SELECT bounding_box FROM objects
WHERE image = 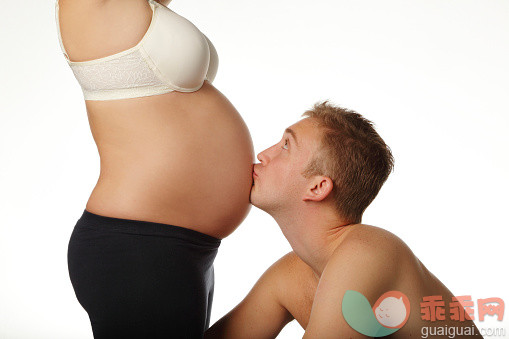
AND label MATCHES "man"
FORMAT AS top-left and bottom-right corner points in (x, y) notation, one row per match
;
(205, 101), (482, 338)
